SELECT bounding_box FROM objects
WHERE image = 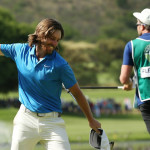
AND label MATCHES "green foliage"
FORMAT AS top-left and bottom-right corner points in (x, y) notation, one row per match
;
(0, 7), (16, 43)
(0, 57), (18, 92)
(0, 7), (34, 92)
(109, 60), (122, 83)
(0, 7), (14, 21)
(116, 0), (129, 9)
(98, 16), (137, 42)
(61, 41), (98, 85)
(15, 23), (34, 42)
(96, 38), (125, 66)
(0, 0), (148, 90)
(0, 7), (34, 43)
(96, 38), (126, 83)
(0, 0), (149, 41)
(62, 23), (81, 41)
(73, 63), (98, 85)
